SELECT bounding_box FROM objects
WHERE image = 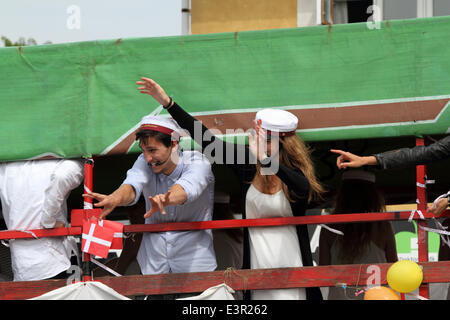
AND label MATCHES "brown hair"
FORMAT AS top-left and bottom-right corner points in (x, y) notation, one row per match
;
(331, 179), (390, 263)
(135, 129), (173, 148)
